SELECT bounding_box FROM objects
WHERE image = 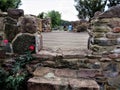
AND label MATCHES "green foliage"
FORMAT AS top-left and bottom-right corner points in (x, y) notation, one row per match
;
(61, 20), (71, 26)
(46, 10), (61, 28)
(74, 0), (120, 20)
(0, 52), (34, 90)
(12, 52), (34, 74)
(74, 0), (107, 19)
(107, 0), (120, 7)
(37, 12), (45, 19)
(0, 0), (21, 12)
(5, 74), (26, 90)
(0, 68), (9, 89)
